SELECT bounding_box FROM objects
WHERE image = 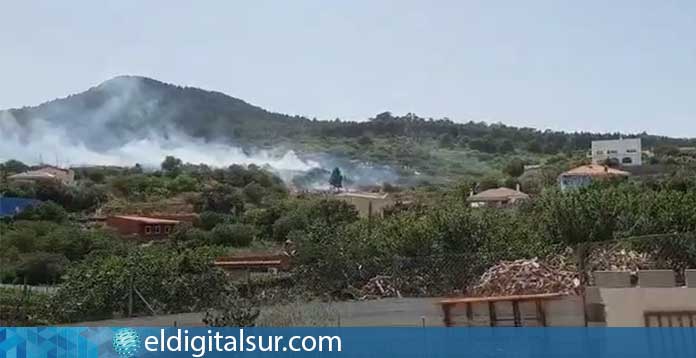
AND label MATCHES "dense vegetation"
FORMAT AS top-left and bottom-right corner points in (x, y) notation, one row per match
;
(4, 151), (696, 325)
